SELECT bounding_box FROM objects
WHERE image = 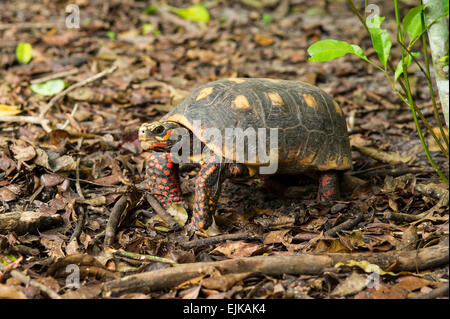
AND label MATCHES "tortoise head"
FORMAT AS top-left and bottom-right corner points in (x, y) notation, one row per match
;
(139, 121), (183, 151)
